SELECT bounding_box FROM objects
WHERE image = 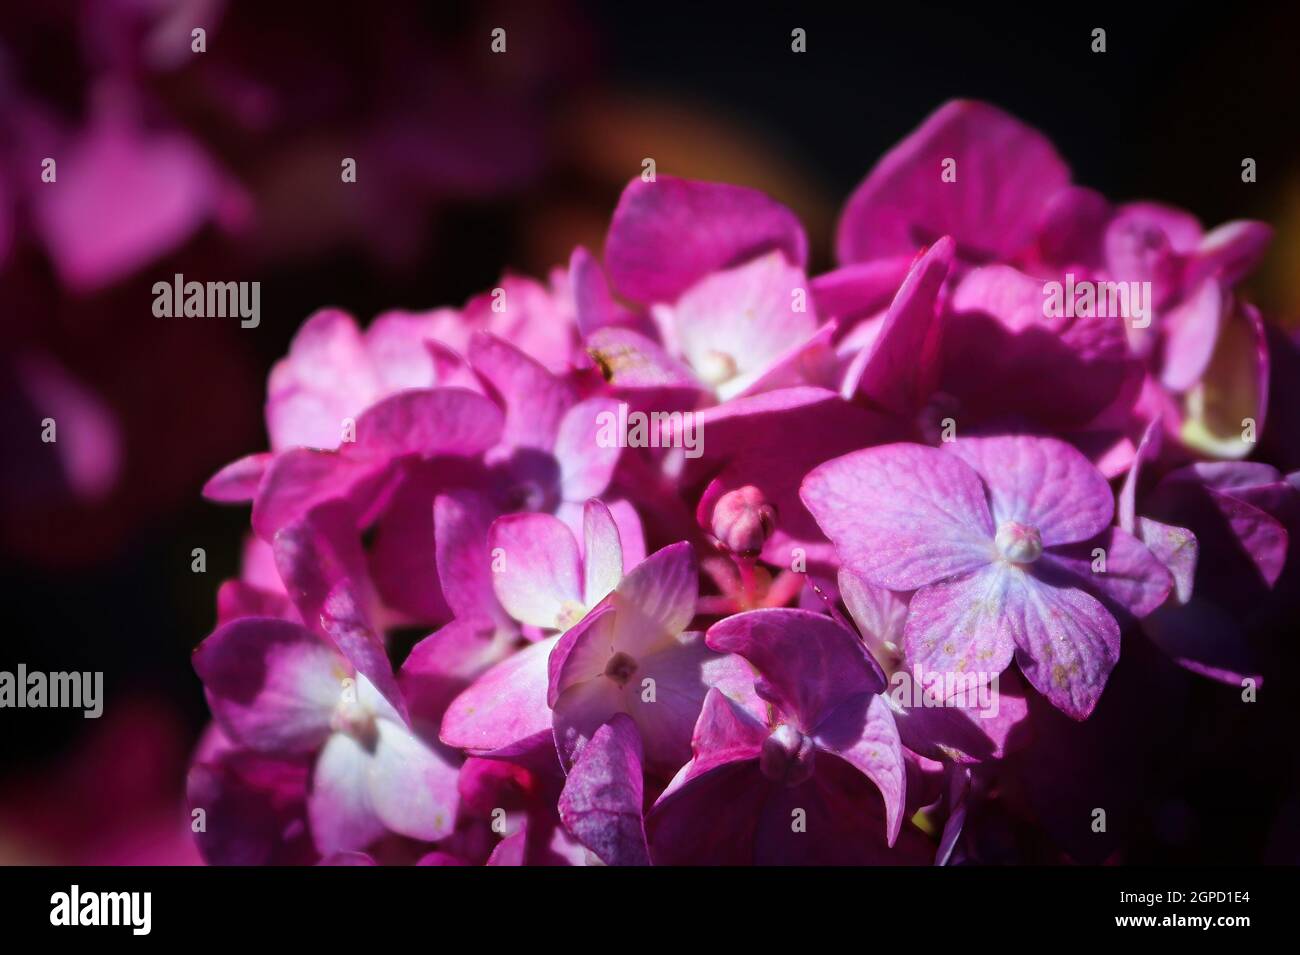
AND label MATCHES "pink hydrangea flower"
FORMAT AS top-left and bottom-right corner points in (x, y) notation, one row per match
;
(803, 435), (1172, 718)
